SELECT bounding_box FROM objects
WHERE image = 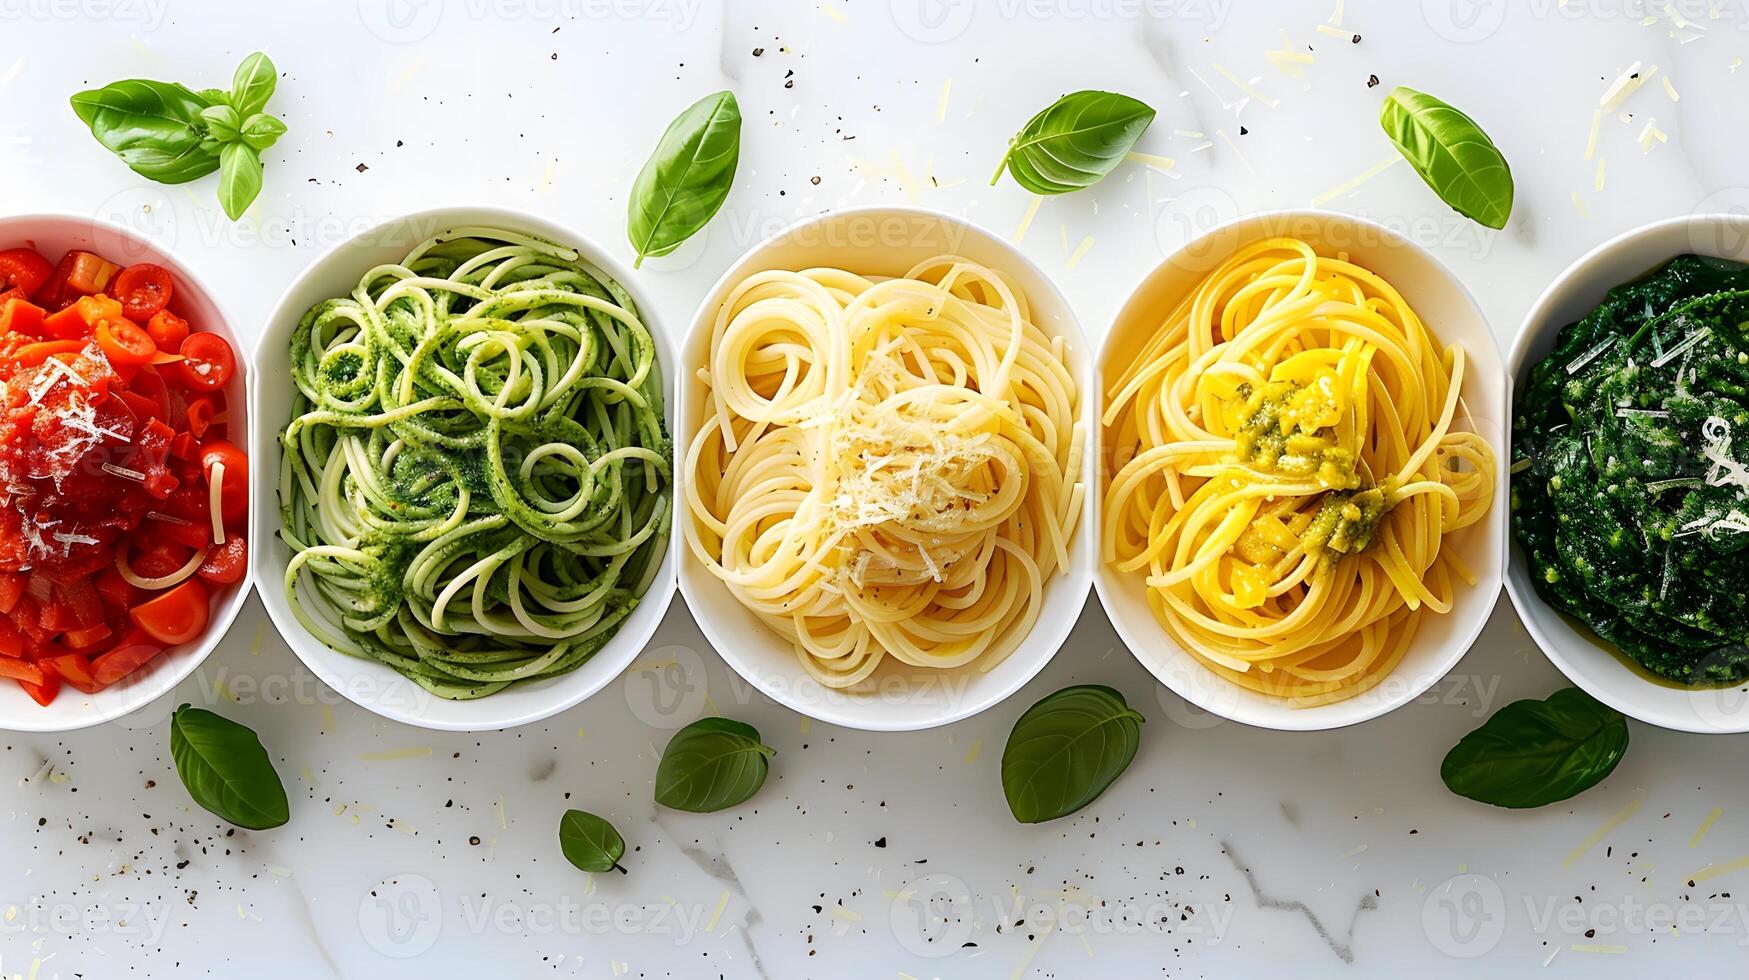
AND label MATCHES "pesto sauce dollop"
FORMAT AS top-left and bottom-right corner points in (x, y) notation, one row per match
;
(1513, 255), (1749, 684)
